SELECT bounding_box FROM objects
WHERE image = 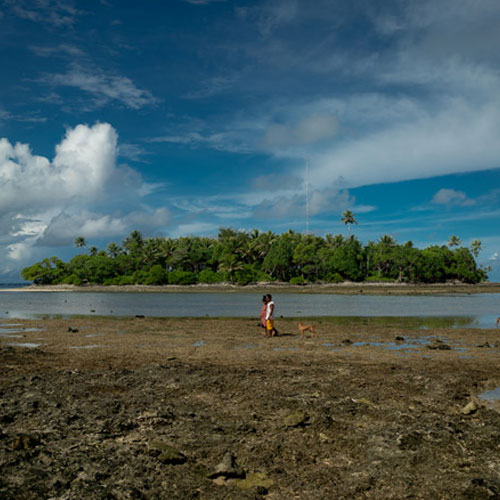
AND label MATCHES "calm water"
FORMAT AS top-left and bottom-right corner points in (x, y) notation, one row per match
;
(0, 290), (499, 328)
